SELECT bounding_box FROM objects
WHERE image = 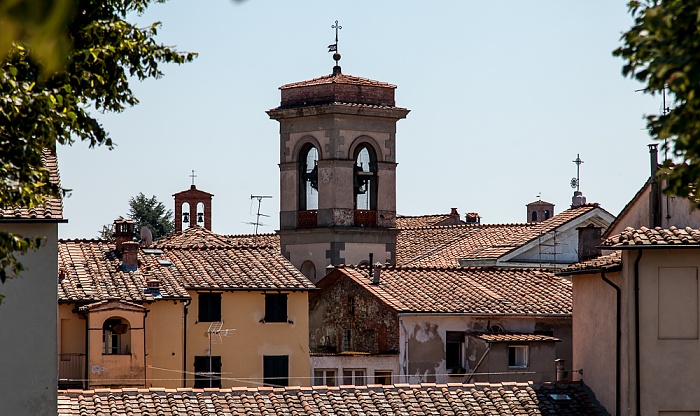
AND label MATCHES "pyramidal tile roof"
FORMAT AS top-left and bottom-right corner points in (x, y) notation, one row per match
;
(280, 73), (396, 89)
(57, 382), (603, 416)
(396, 213), (463, 229)
(325, 265), (571, 315)
(0, 149), (64, 220)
